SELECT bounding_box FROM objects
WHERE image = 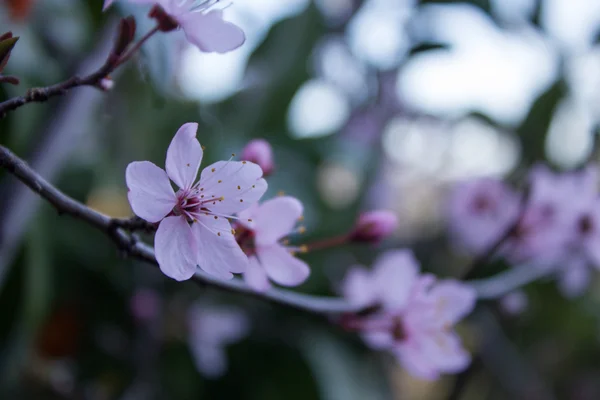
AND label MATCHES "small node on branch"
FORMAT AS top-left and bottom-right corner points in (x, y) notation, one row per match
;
(25, 87), (50, 102)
